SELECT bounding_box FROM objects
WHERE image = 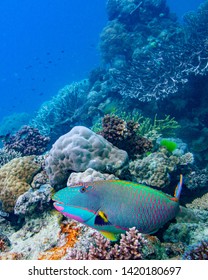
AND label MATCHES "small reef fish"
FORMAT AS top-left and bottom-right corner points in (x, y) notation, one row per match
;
(53, 175), (183, 241)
